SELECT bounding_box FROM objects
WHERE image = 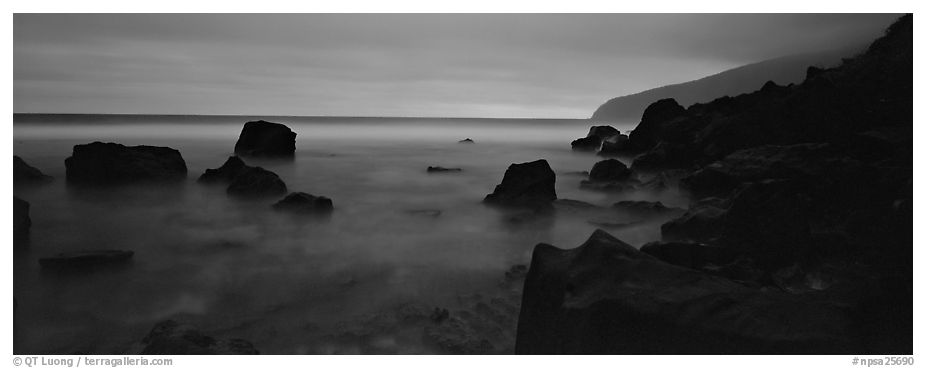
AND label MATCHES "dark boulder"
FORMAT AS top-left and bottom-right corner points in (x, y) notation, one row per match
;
(38, 250), (134, 270)
(626, 98), (686, 152)
(570, 136), (601, 151)
(484, 159), (556, 207)
(586, 159), (632, 182)
(272, 192), (333, 214)
(233, 120), (296, 158)
(64, 142), (187, 185)
(14, 156), (53, 186)
(427, 166), (462, 173)
(141, 320), (259, 355)
(13, 197), (30, 245)
(516, 229), (862, 354)
(587, 125), (619, 140)
(198, 156), (248, 184)
(459, 138), (475, 144)
(226, 167), (287, 198)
